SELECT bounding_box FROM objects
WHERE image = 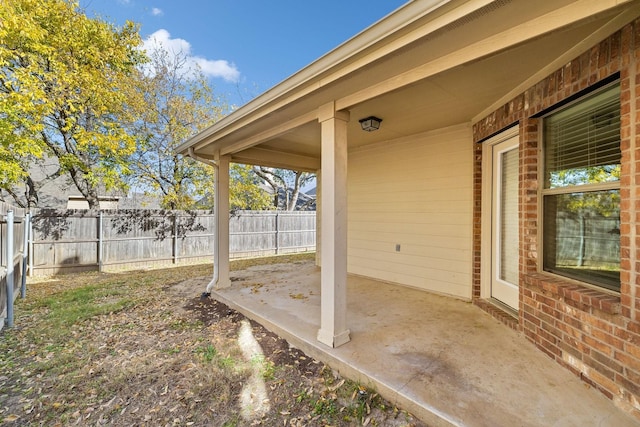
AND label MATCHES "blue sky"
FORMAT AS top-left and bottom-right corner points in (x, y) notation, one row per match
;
(80, 0), (408, 108)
